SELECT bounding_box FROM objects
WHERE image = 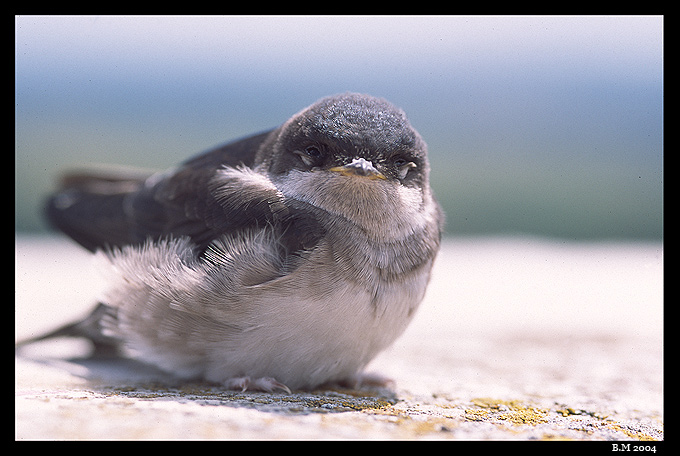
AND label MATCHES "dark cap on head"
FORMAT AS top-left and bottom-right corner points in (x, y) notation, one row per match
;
(258, 93), (428, 180)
